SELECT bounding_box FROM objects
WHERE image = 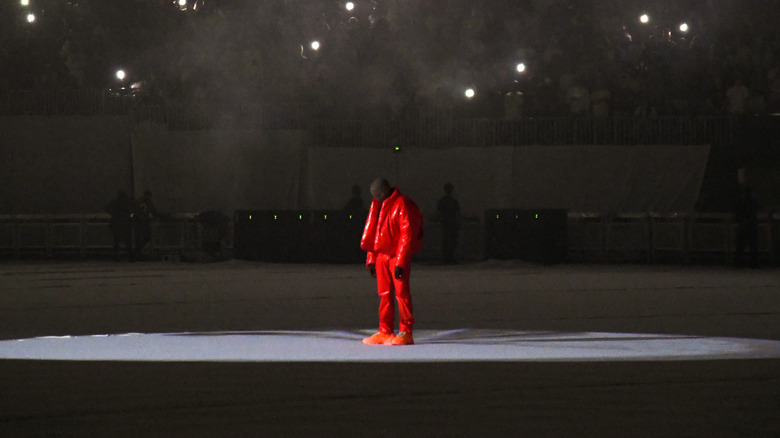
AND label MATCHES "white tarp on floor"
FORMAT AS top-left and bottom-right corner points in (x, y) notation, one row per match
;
(306, 145), (710, 217)
(3, 329), (779, 362)
(510, 145), (711, 213)
(133, 126), (307, 213)
(304, 147), (399, 211)
(1, 115), (710, 216)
